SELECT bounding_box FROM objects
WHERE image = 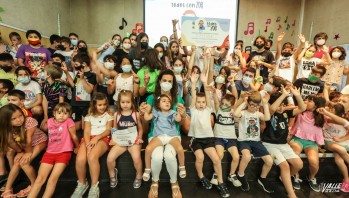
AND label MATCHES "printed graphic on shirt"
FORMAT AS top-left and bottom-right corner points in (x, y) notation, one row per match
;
(216, 113), (234, 126)
(75, 79), (91, 101)
(48, 125), (64, 144)
(271, 113), (288, 131)
(279, 57), (291, 69)
(302, 60), (315, 71)
(245, 117), (260, 138)
(133, 60), (141, 70)
(118, 120), (136, 128)
(301, 83), (320, 99)
(24, 52), (48, 76)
